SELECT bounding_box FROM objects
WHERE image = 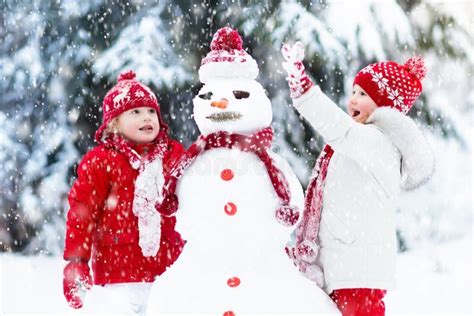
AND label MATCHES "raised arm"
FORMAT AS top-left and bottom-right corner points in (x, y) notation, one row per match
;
(281, 42), (391, 170)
